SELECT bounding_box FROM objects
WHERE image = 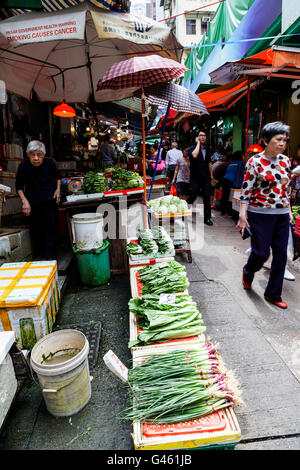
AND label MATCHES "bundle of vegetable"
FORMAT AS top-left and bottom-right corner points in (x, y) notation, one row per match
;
(137, 229), (158, 254)
(126, 242), (143, 255)
(292, 206), (300, 224)
(138, 261), (189, 295)
(82, 171), (109, 194)
(121, 345), (242, 424)
(151, 226), (174, 254)
(148, 195), (189, 215)
(112, 168), (144, 190)
(128, 293), (206, 347)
